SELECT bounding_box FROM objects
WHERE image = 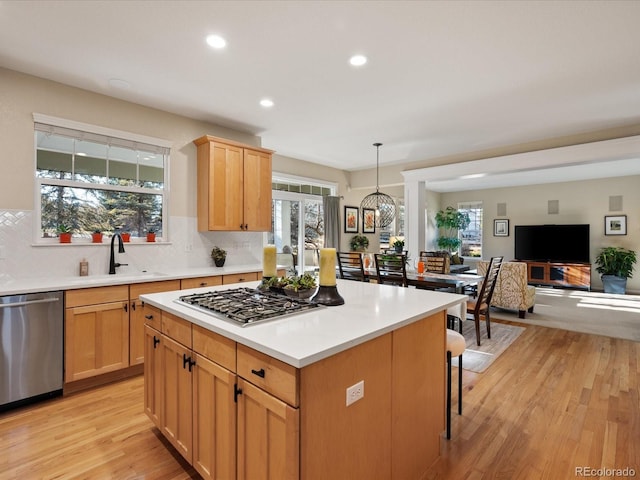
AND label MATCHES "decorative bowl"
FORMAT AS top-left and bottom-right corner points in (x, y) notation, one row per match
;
(284, 287), (317, 300)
